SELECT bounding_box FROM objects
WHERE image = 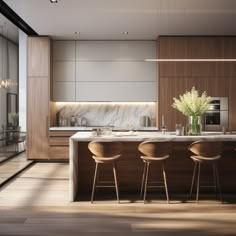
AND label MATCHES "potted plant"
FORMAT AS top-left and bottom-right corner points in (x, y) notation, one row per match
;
(172, 87), (212, 135)
(8, 112), (19, 128)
